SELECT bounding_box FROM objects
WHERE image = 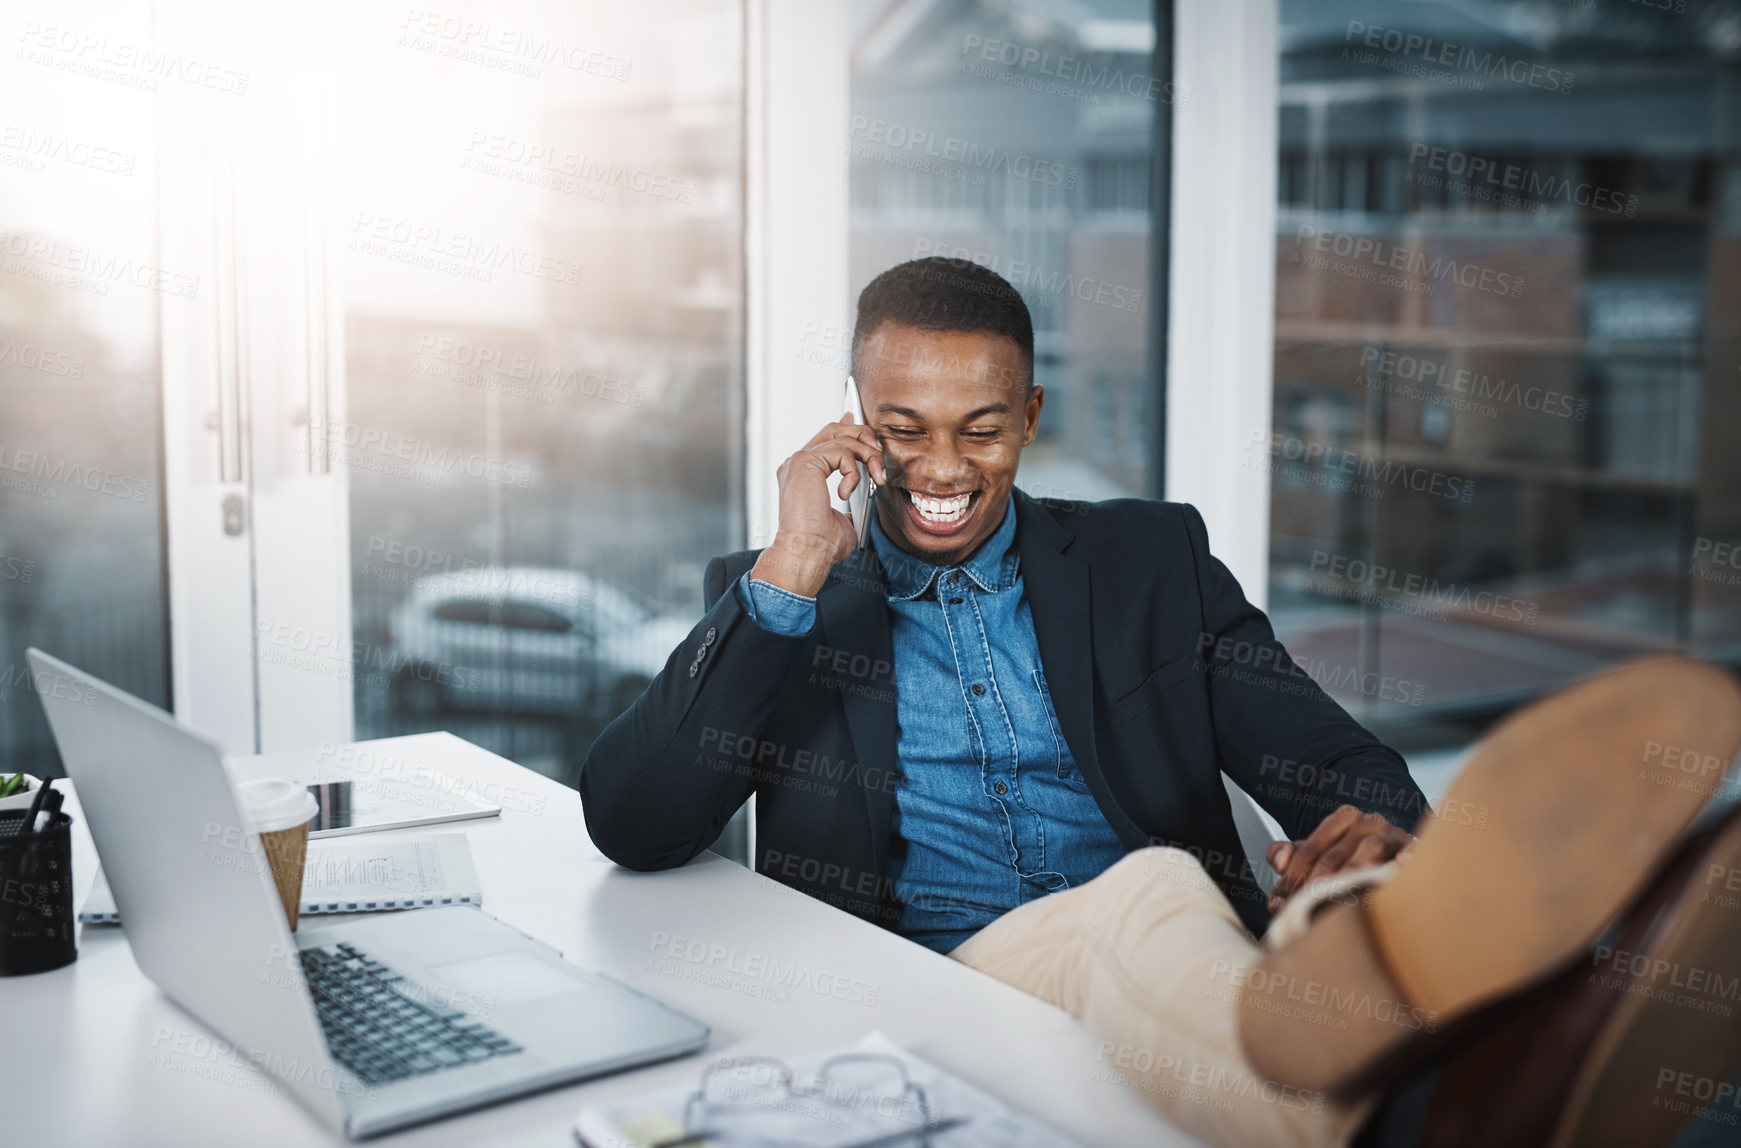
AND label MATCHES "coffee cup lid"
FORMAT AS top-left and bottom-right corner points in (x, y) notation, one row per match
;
(237, 778), (319, 834)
